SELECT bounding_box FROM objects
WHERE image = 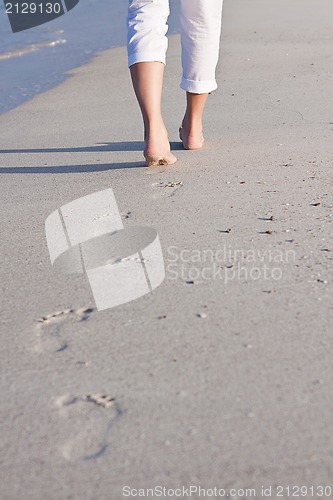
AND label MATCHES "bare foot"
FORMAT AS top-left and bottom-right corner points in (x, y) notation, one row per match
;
(144, 125), (177, 167)
(179, 123), (204, 150)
